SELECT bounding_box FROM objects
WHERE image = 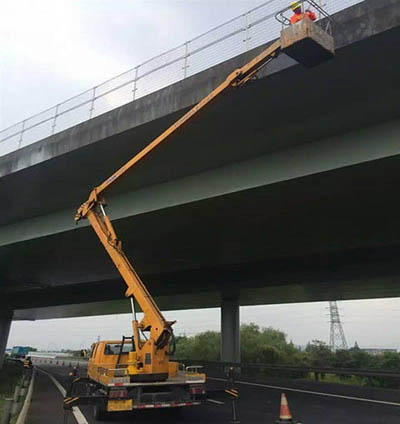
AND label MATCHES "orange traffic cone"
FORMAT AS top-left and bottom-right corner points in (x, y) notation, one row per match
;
(276, 393), (294, 423)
